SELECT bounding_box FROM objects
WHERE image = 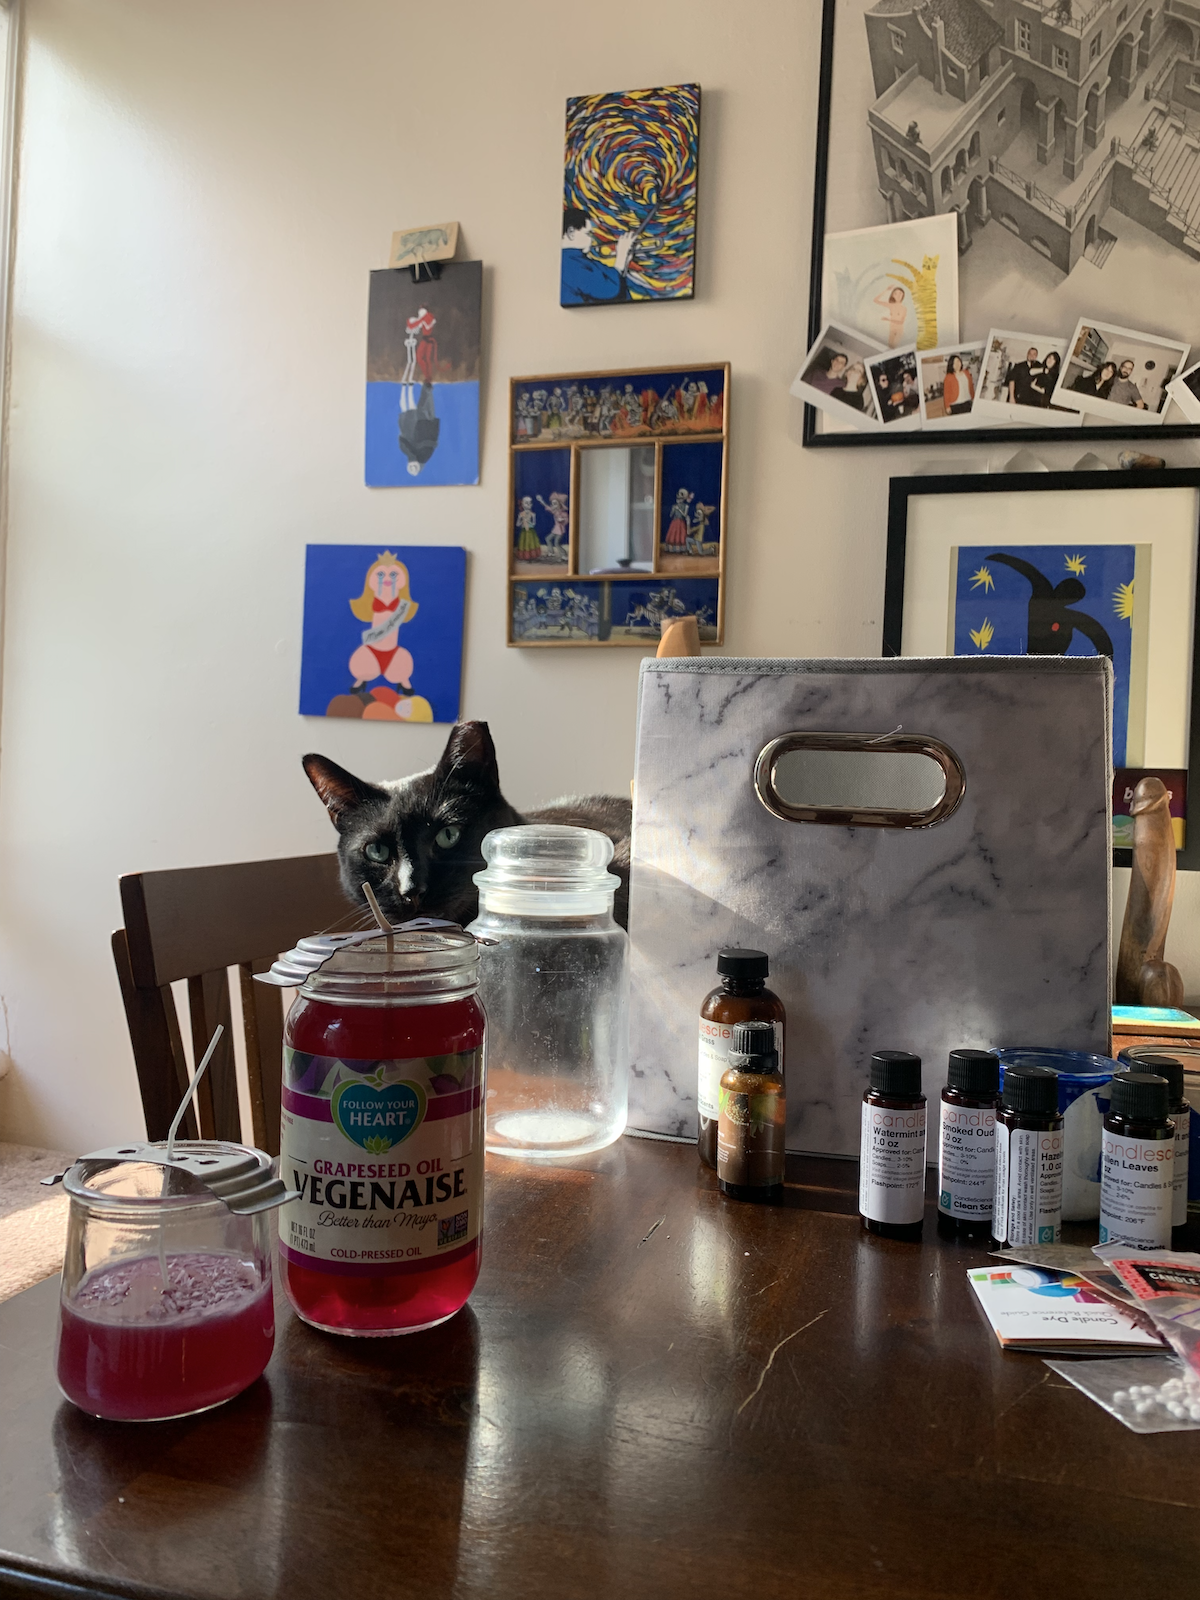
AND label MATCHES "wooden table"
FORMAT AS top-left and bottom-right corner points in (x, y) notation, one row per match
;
(1, 1138), (1196, 1600)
